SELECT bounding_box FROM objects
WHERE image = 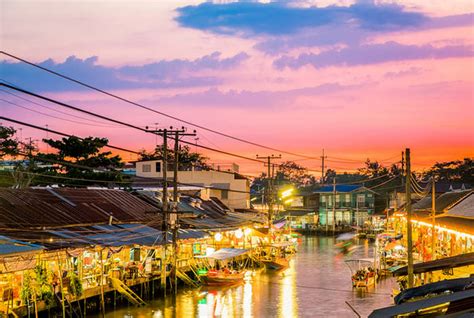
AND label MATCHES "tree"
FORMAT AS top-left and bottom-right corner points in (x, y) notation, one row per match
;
(424, 158), (474, 184)
(34, 136), (126, 186)
(0, 126), (19, 159)
(139, 144), (210, 169)
(358, 159), (389, 178)
(275, 161), (317, 186)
